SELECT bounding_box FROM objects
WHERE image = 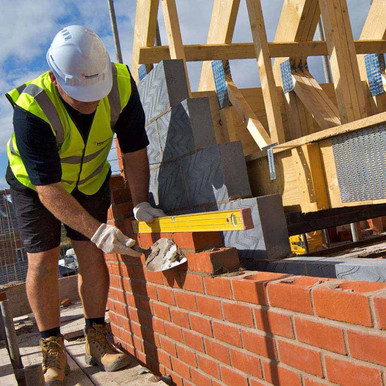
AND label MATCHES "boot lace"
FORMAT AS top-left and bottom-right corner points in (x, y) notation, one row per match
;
(41, 338), (64, 370)
(91, 324), (116, 354)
